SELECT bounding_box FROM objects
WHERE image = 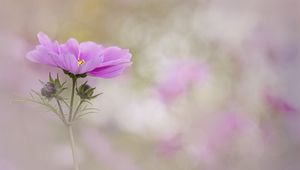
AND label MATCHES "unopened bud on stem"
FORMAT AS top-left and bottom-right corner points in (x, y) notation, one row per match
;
(41, 82), (56, 99)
